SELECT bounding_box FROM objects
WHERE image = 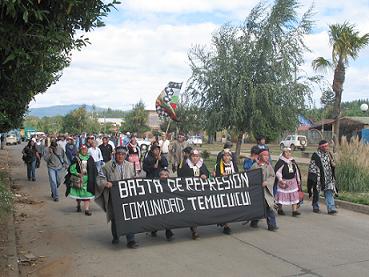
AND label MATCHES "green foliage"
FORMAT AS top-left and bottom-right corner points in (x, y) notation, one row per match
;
(123, 101), (150, 135)
(302, 99), (369, 121)
(0, 172), (13, 219)
(160, 97), (205, 134)
(99, 108), (127, 118)
(0, 0), (119, 132)
(201, 150), (210, 159)
(337, 192), (369, 206)
(336, 138), (369, 192)
(312, 21), (369, 132)
(186, 0), (314, 143)
(62, 107), (100, 134)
